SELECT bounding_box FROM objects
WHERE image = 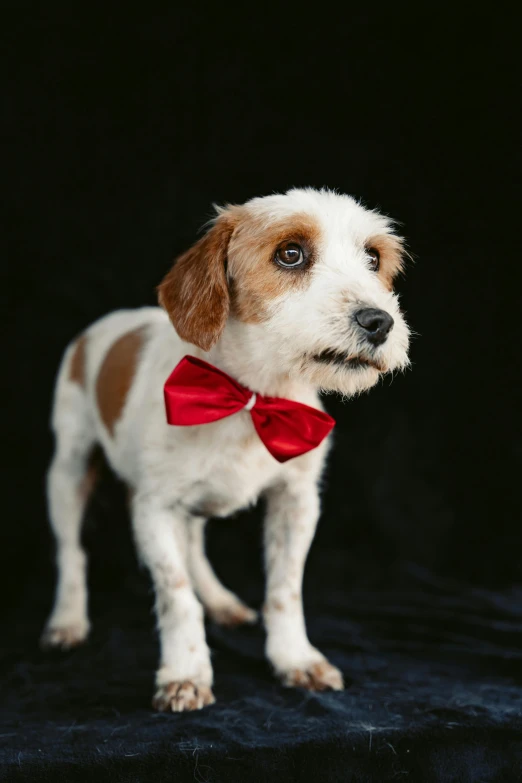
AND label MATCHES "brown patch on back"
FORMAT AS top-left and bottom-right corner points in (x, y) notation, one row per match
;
(69, 335), (87, 387)
(96, 326), (147, 436)
(228, 211), (321, 323)
(366, 234), (405, 290)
